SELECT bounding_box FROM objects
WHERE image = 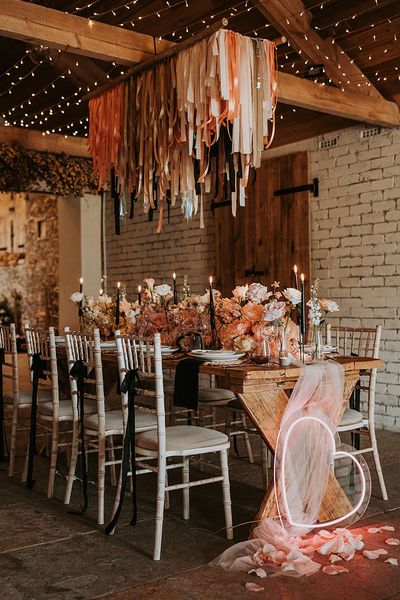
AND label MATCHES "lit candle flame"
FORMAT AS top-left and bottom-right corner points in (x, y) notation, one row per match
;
(293, 265), (297, 275)
(173, 272), (176, 280)
(209, 275), (213, 285)
(138, 285), (142, 293)
(117, 281), (121, 289)
(79, 277), (83, 284)
(99, 288), (103, 295)
(300, 273), (305, 282)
